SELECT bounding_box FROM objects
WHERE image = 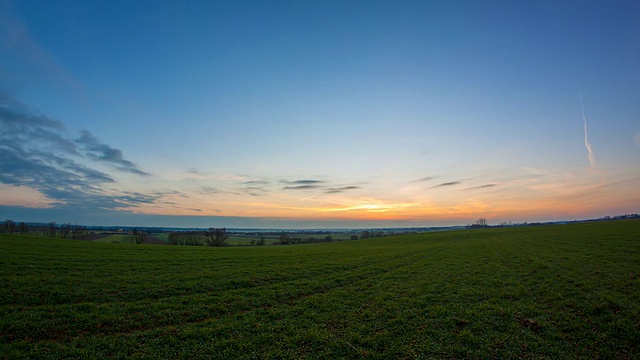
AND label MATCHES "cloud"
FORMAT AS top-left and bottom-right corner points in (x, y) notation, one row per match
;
(0, 94), (64, 129)
(325, 186), (361, 194)
(579, 94), (596, 166)
(244, 186), (270, 196)
(0, 93), (155, 211)
(244, 180), (270, 185)
(198, 186), (219, 195)
(283, 184), (323, 190)
(281, 179), (326, 190)
(412, 176), (434, 183)
(183, 169), (247, 182)
(465, 184), (498, 190)
(242, 180), (271, 196)
(0, 93), (80, 156)
(433, 181), (461, 188)
(150, 190), (189, 200)
(75, 130), (149, 176)
(281, 179), (364, 193)
(0, 4), (84, 95)
(281, 179), (325, 185)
